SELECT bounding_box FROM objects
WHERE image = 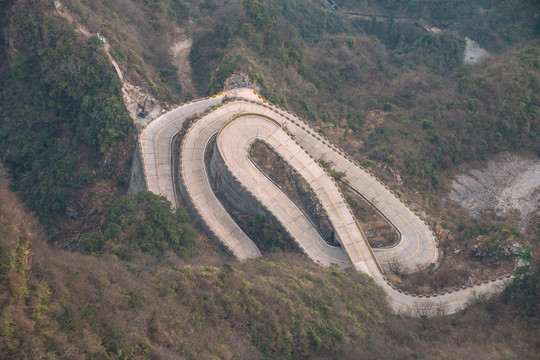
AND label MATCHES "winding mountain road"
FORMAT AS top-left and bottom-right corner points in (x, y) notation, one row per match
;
(139, 88), (511, 315)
